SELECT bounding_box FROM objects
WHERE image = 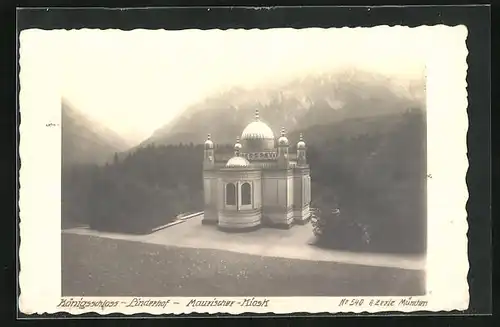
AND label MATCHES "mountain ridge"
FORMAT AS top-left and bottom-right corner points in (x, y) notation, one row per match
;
(141, 68), (425, 147)
(62, 98), (132, 166)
